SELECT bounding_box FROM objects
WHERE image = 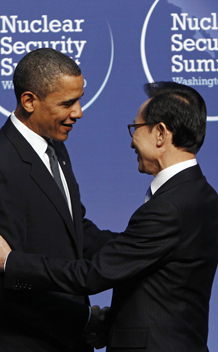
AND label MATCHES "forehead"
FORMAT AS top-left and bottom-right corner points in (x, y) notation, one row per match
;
(48, 74), (84, 100)
(58, 74), (84, 91)
(134, 98), (150, 123)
